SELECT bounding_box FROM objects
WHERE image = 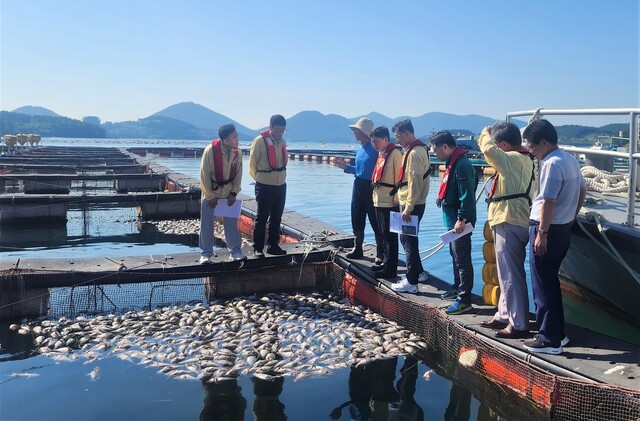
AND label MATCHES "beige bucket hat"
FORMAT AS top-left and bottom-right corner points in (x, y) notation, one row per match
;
(348, 118), (374, 137)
